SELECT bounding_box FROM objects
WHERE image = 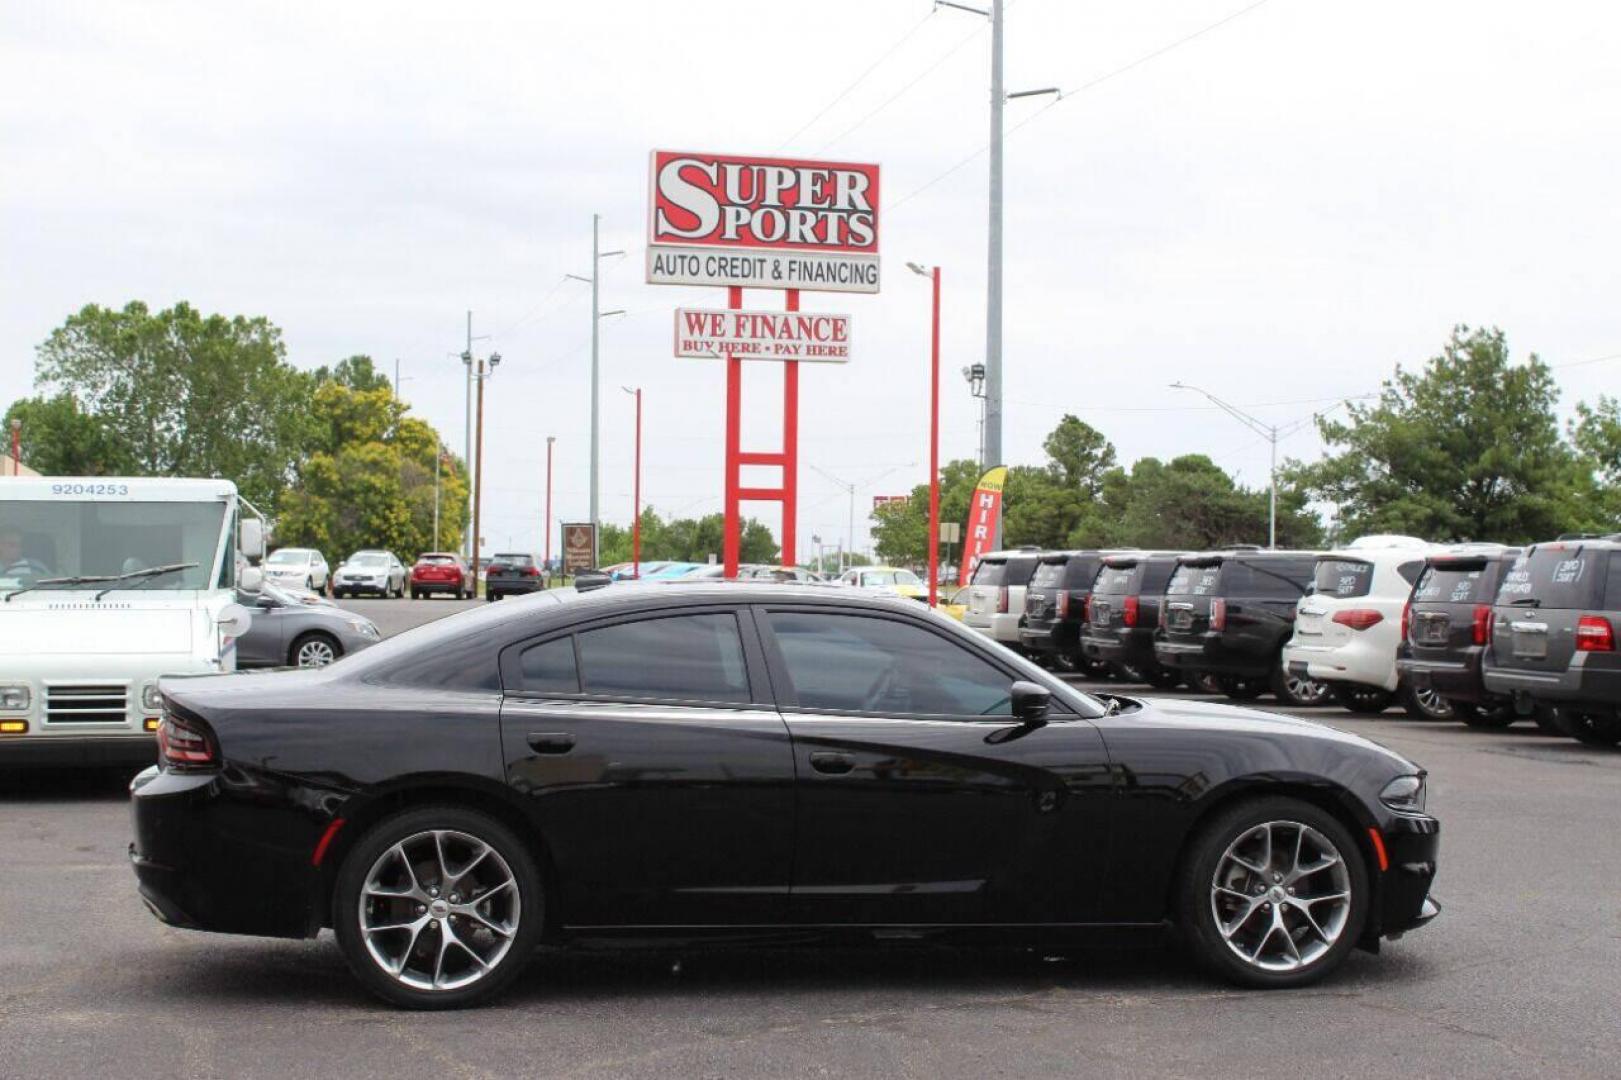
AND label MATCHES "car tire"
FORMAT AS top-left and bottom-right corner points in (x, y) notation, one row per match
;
(1401, 681), (1455, 721)
(1453, 701), (1516, 729)
(332, 806), (544, 1010)
(1220, 675), (1266, 701)
(289, 631), (342, 668)
(1552, 707), (1621, 747)
(1193, 672), (1225, 695)
(1271, 662), (1330, 707)
(1330, 684), (1394, 715)
(1144, 665), (1182, 690)
(1178, 796), (1369, 989)
(410, 588), (420, 600)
